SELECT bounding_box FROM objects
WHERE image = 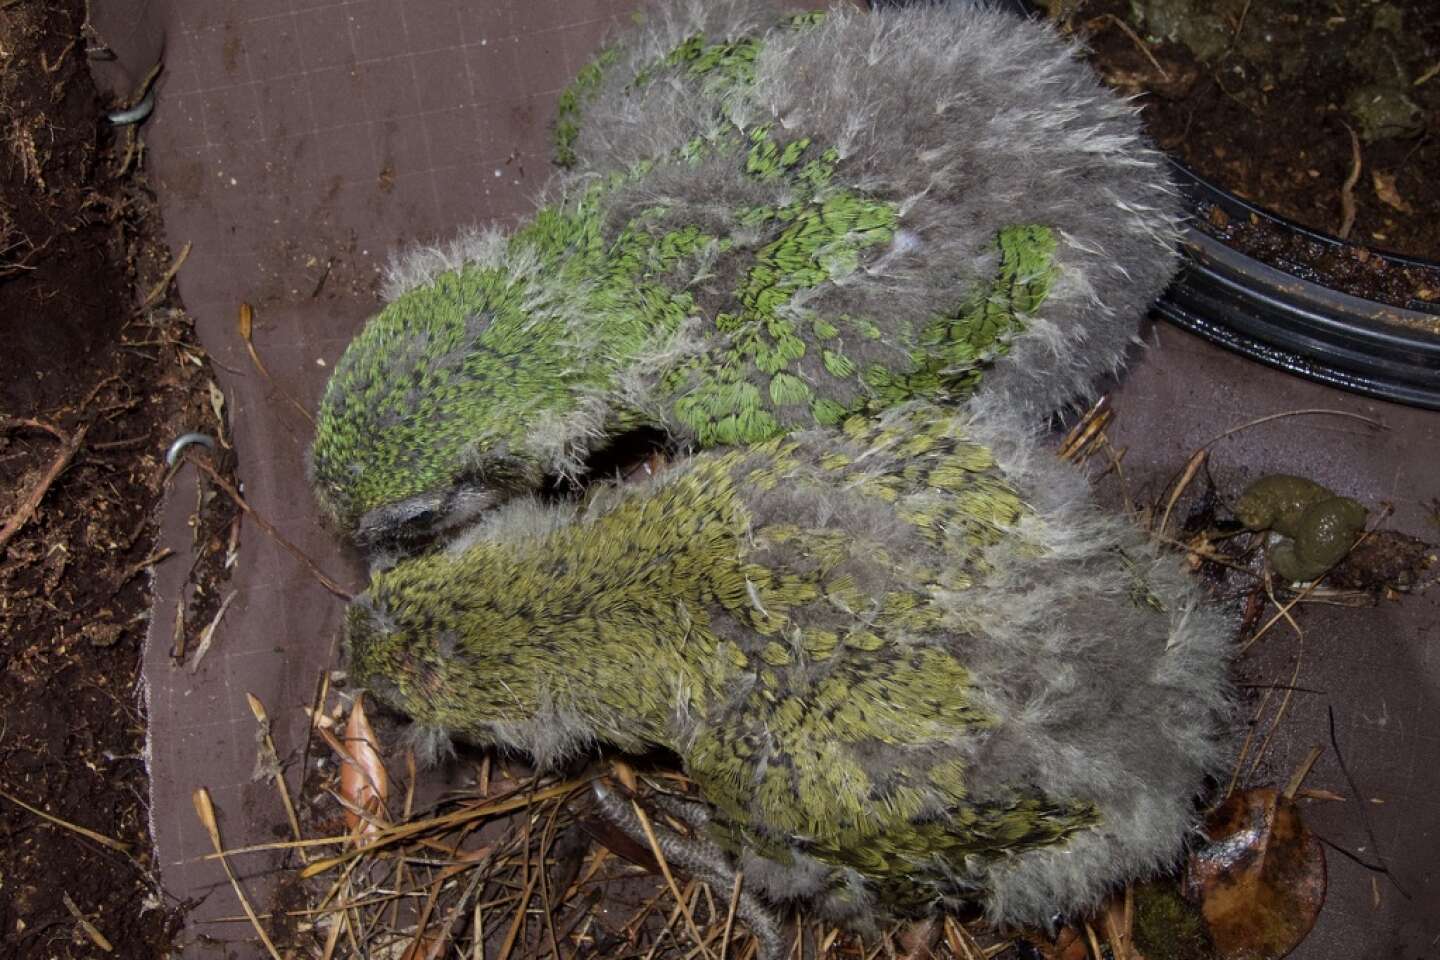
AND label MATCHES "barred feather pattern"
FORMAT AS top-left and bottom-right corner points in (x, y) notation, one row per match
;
(310, 0), (1182, 551)
(345, 401), (1231, 928)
